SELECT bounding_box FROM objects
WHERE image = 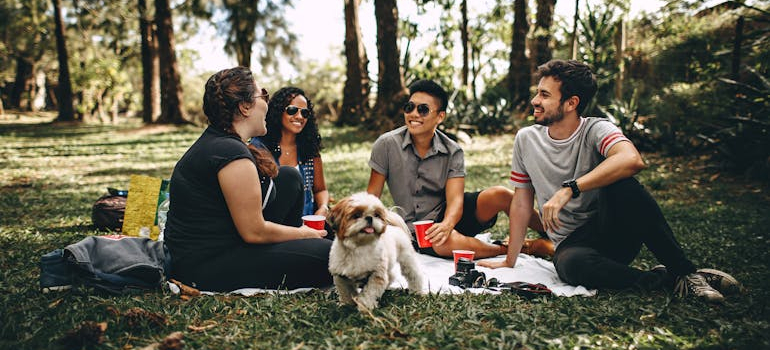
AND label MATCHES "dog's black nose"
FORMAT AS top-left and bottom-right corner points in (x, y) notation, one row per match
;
(365, 216), (373, 225)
